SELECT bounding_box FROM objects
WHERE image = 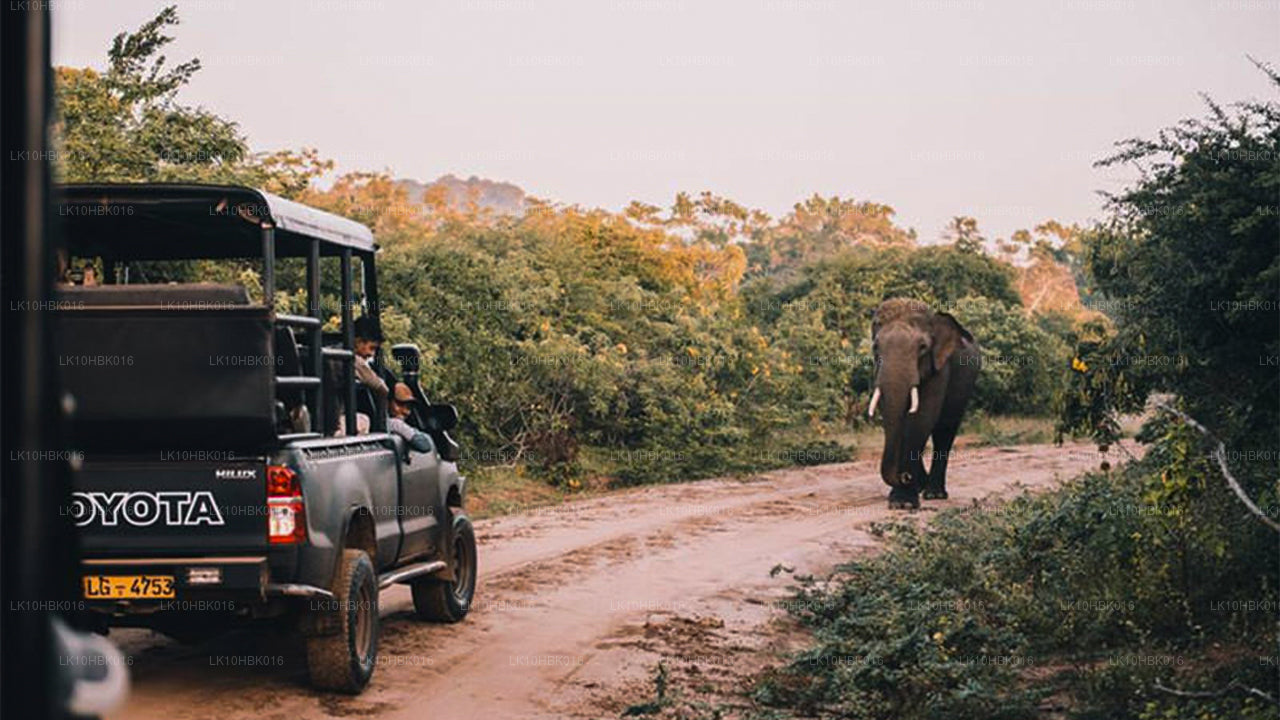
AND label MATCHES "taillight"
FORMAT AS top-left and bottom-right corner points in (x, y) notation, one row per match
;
(267, 465), (306, 544)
